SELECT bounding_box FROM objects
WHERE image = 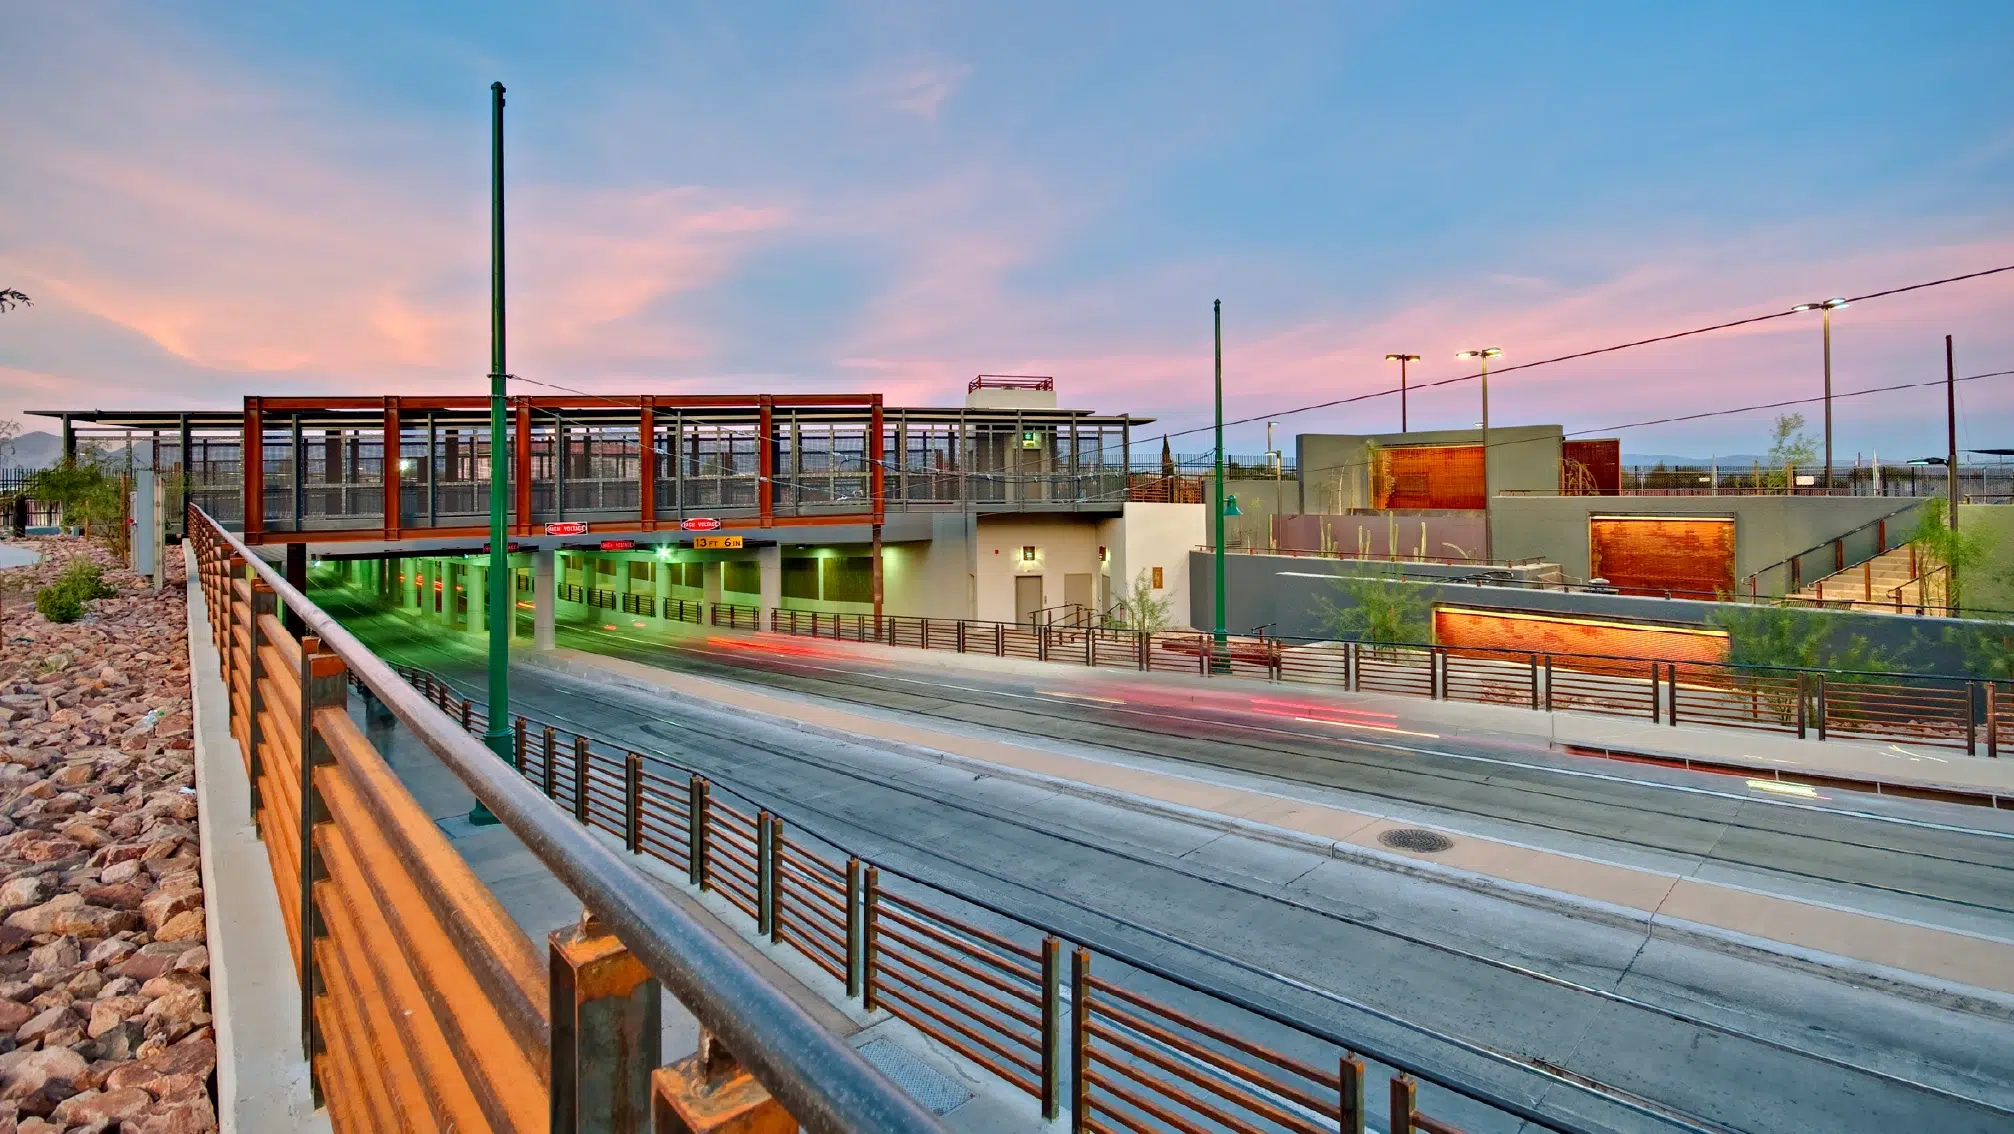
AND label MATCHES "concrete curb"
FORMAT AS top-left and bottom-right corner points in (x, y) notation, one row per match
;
(526, 648), (2014, 1019)
(186, 545), (329, 1133)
